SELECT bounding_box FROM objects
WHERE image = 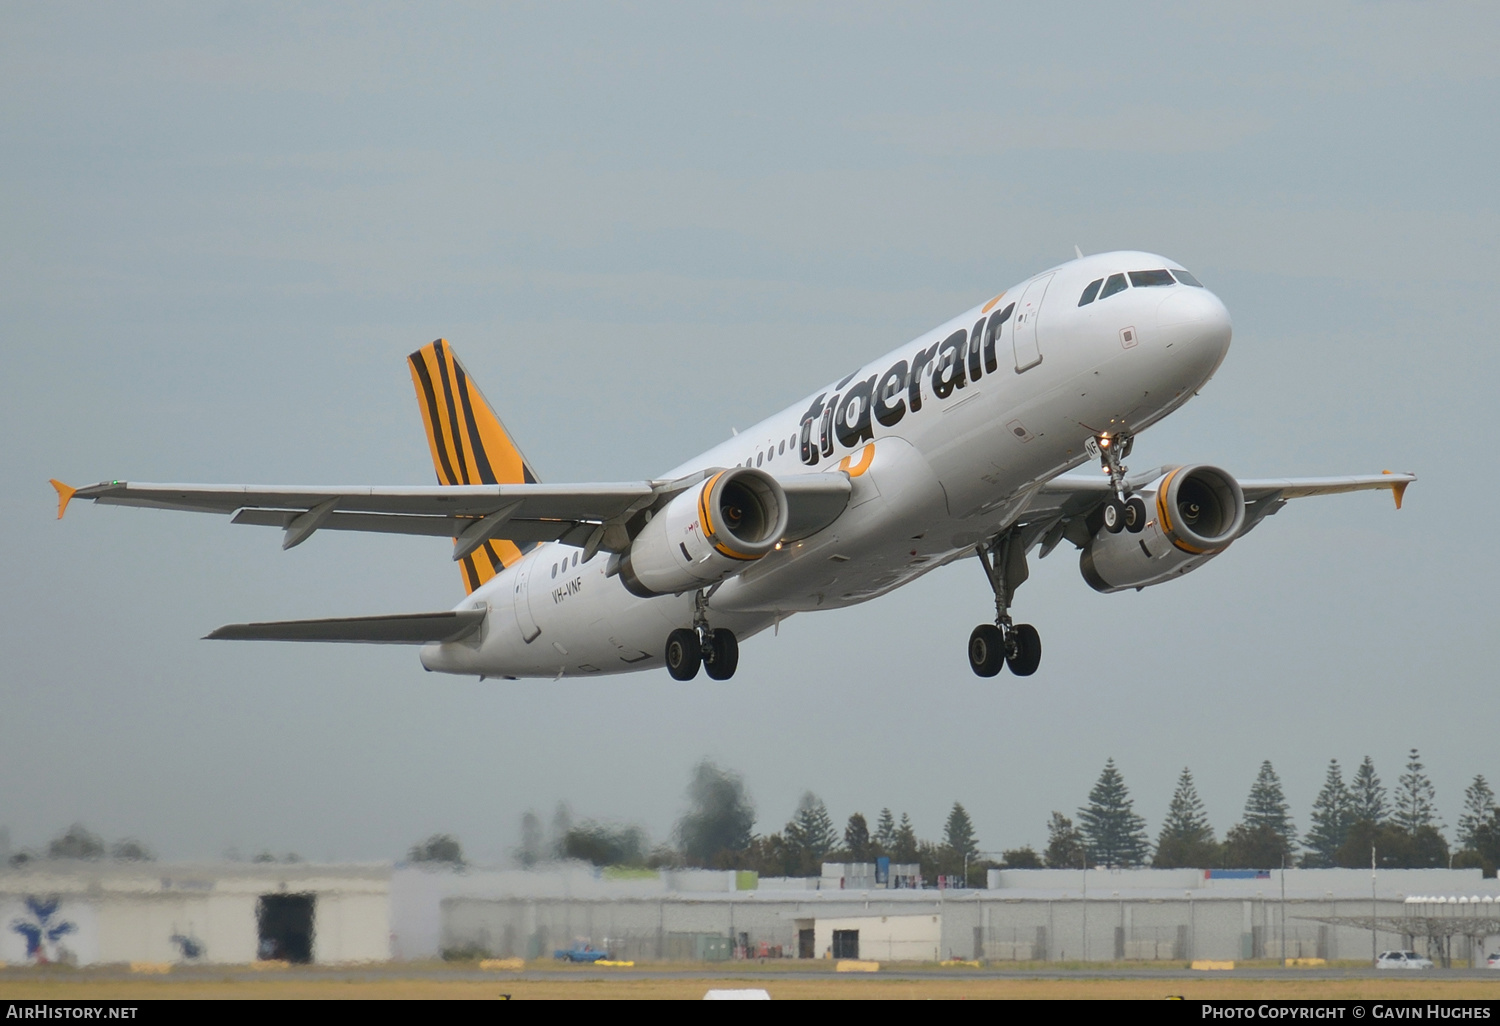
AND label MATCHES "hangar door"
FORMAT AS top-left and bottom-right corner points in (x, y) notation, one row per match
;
(257, 893), (315, 963)
(832, 929), (860, 959)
